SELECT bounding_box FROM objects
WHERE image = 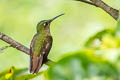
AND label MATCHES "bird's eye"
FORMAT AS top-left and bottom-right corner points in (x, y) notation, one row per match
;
(43, 22), (48, 26)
